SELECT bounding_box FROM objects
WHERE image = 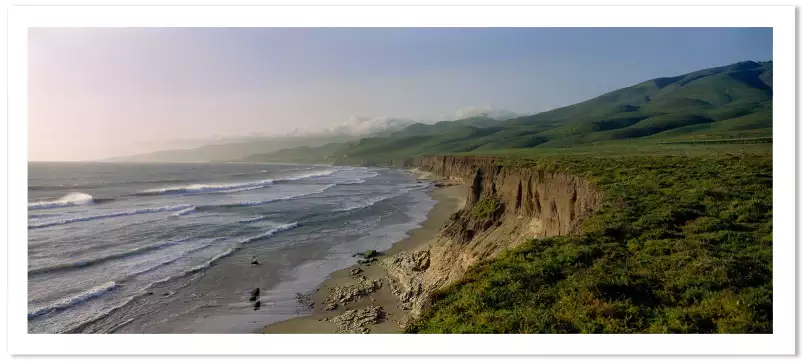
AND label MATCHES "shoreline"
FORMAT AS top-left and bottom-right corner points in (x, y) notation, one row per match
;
(262, 173), (466, 334)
